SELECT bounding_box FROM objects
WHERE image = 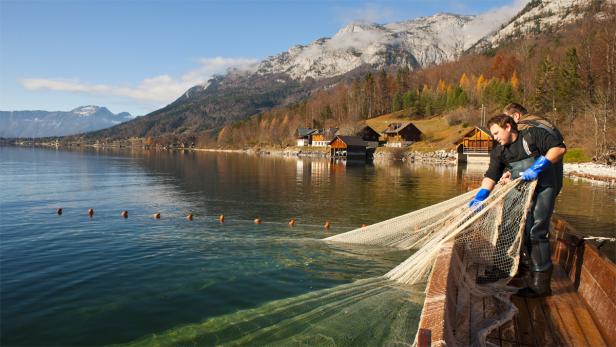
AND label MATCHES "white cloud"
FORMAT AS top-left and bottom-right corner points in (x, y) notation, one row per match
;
(20, 57), (258, 106)
(336, 4), (395, 24)
(328, 28), (388, 51)
(463, 0), (529, 47)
